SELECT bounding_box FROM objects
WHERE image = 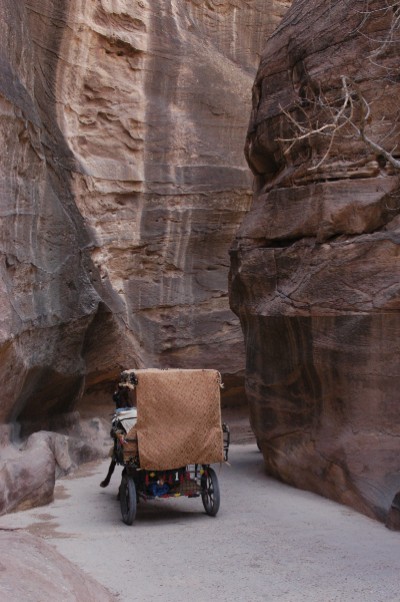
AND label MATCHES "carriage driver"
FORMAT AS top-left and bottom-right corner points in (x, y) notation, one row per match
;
(100, 369), (139, 488)
(113, 369), (138, 410)
(112, 369), (138, 434)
